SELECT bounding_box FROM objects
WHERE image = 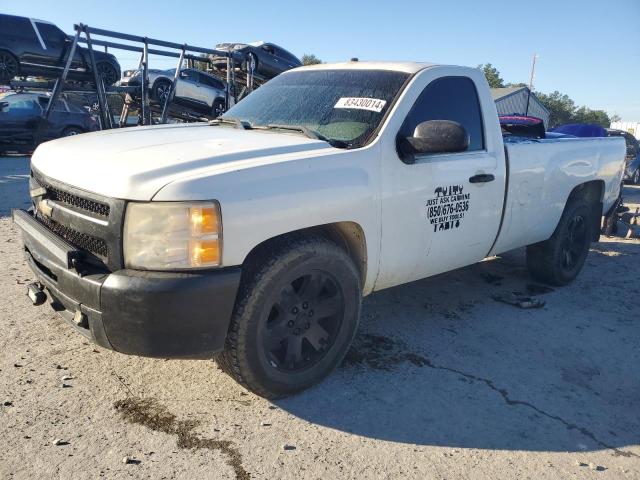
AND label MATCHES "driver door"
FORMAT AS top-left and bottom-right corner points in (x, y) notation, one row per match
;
(376, 75), (506, 289)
